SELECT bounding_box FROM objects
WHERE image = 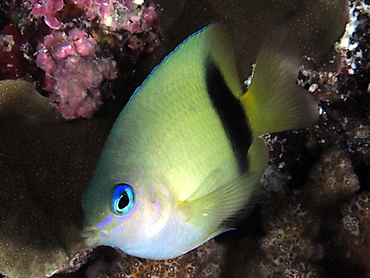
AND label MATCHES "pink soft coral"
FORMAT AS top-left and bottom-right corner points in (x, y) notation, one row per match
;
(29, 0), (161, 119)
(30, 0), (64, 29)
(35, 28), (117, 119)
